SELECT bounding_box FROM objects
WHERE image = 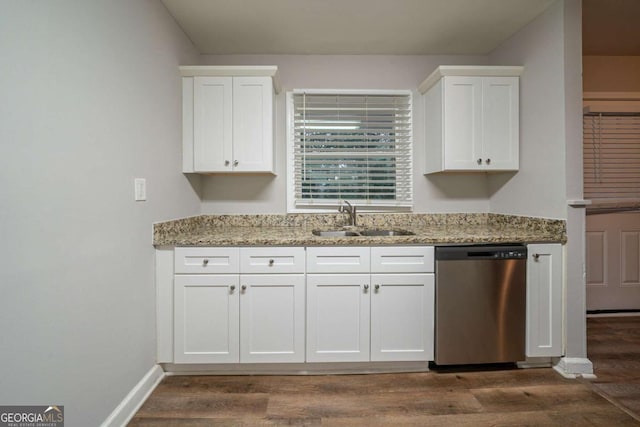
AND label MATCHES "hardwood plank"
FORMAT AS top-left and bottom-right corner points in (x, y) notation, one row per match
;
(133, 393), (268, 419)
(471, 383), (612, 413)
(265, 390), (483, 419)
(320, 411), (557, 427)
